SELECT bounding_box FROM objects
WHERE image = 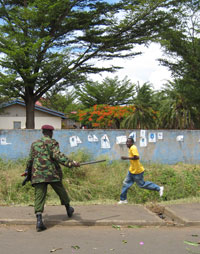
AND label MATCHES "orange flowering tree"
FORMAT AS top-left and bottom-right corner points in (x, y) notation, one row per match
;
(77, 104), (136, 129)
